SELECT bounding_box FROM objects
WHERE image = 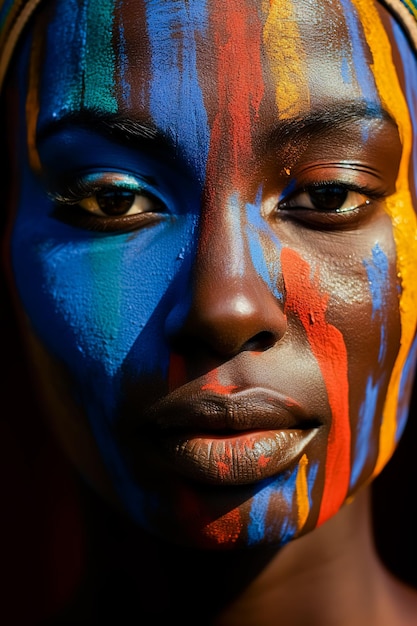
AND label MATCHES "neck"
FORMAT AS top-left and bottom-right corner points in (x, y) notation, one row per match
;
(213, 488), (417, 626)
